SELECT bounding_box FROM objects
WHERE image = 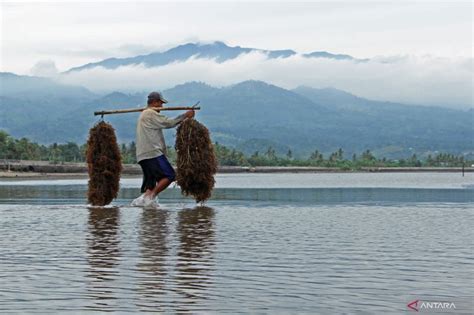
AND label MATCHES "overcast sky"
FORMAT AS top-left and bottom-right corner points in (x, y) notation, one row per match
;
(2, 1), (472, 73)
(1, 1), (473, 107)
